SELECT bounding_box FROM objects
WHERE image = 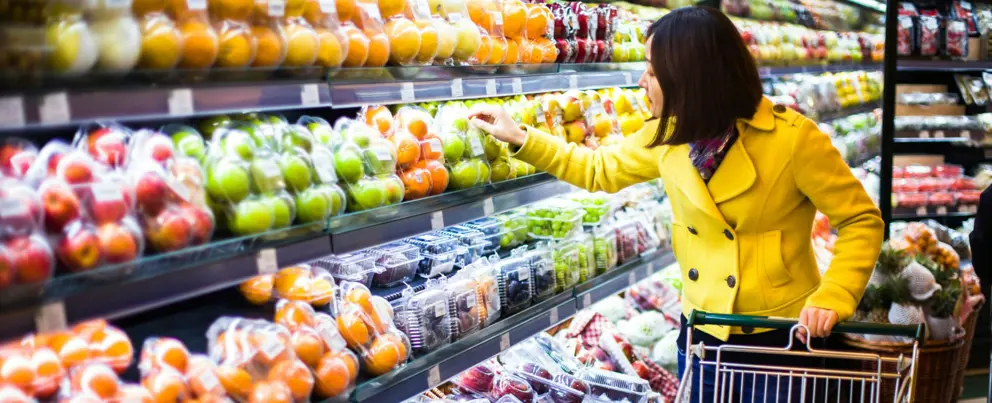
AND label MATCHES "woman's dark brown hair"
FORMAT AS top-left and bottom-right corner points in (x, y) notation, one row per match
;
(648, 6), (763, 146)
